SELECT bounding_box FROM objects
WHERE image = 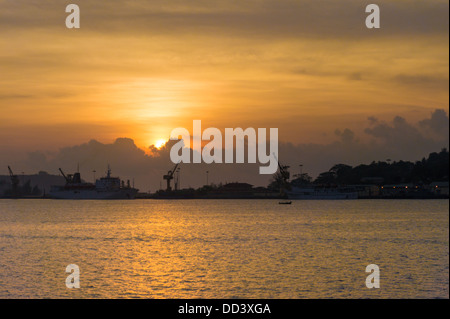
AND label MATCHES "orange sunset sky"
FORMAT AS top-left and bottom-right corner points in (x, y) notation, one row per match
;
(0, 0), (449, 189)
